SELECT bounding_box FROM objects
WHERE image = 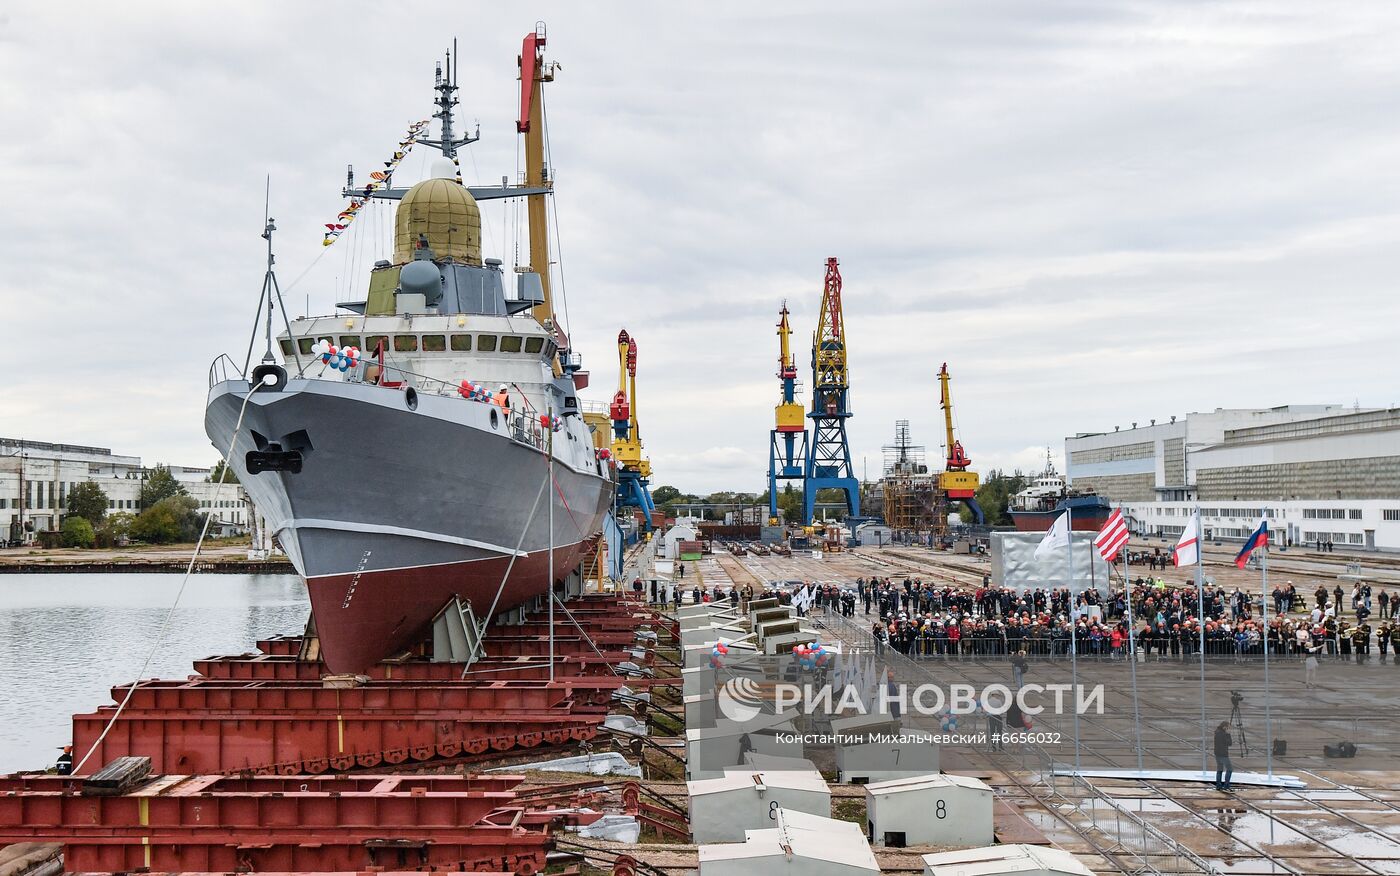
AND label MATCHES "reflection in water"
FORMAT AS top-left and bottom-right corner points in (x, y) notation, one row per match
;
(0, 573), (309, 773)
(1217, 805), (1246, 834)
